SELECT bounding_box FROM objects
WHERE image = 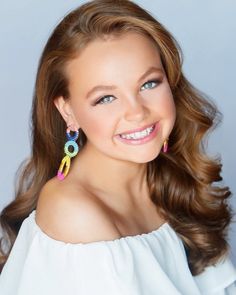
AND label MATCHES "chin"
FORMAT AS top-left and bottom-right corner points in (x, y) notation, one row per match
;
(132, 149), (161, 164)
